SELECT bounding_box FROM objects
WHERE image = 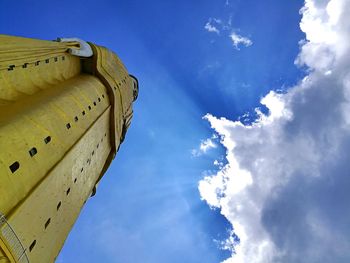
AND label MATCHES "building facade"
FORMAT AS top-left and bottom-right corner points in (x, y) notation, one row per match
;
(0, 35), (138, 263)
